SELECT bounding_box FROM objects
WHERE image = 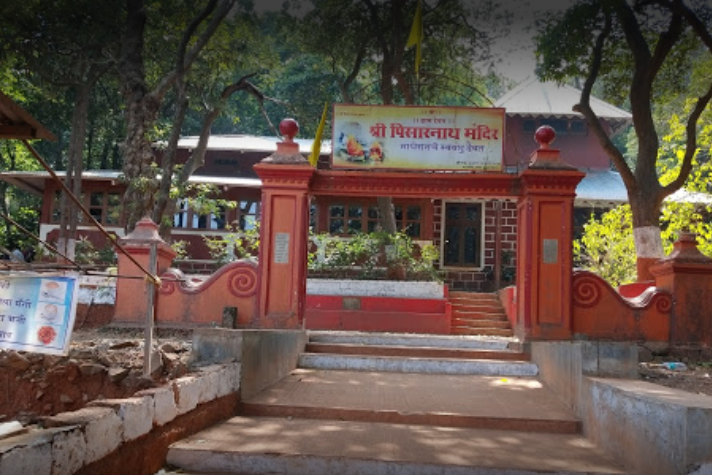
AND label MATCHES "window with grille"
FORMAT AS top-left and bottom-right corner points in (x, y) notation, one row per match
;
(327, 202), (422, 237)
(443, 202), (482, 268)
(173, 199), (259, 231)
(51, 190), (122, 226)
